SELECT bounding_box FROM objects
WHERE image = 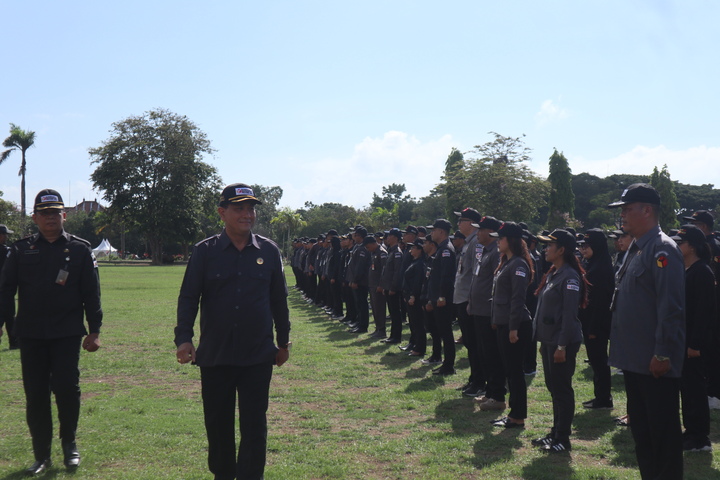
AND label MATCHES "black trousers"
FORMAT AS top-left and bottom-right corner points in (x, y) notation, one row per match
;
(305, 273), (317, 301)
(623, 371), (683, 480)
(342, 284), (356, 322)
(201, 362), (274, 480)
(496, 323), (531, 419)
(386, 293), (403, 342)
(352, 286), (369, 331)
(681, 355), (710, 442)
(473, 315), (506, 401)
(456, 302), (484, 387)
(584, 334), (612, 402)
(424, 308), (441, 360)
(20, 335), (82, 461)
(369, 288), (386, 333)
(540, 342), (580, 443)
(434, 304), (456, 370)
(406, 301), (425, 353)
(330, 280), (343, 317)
